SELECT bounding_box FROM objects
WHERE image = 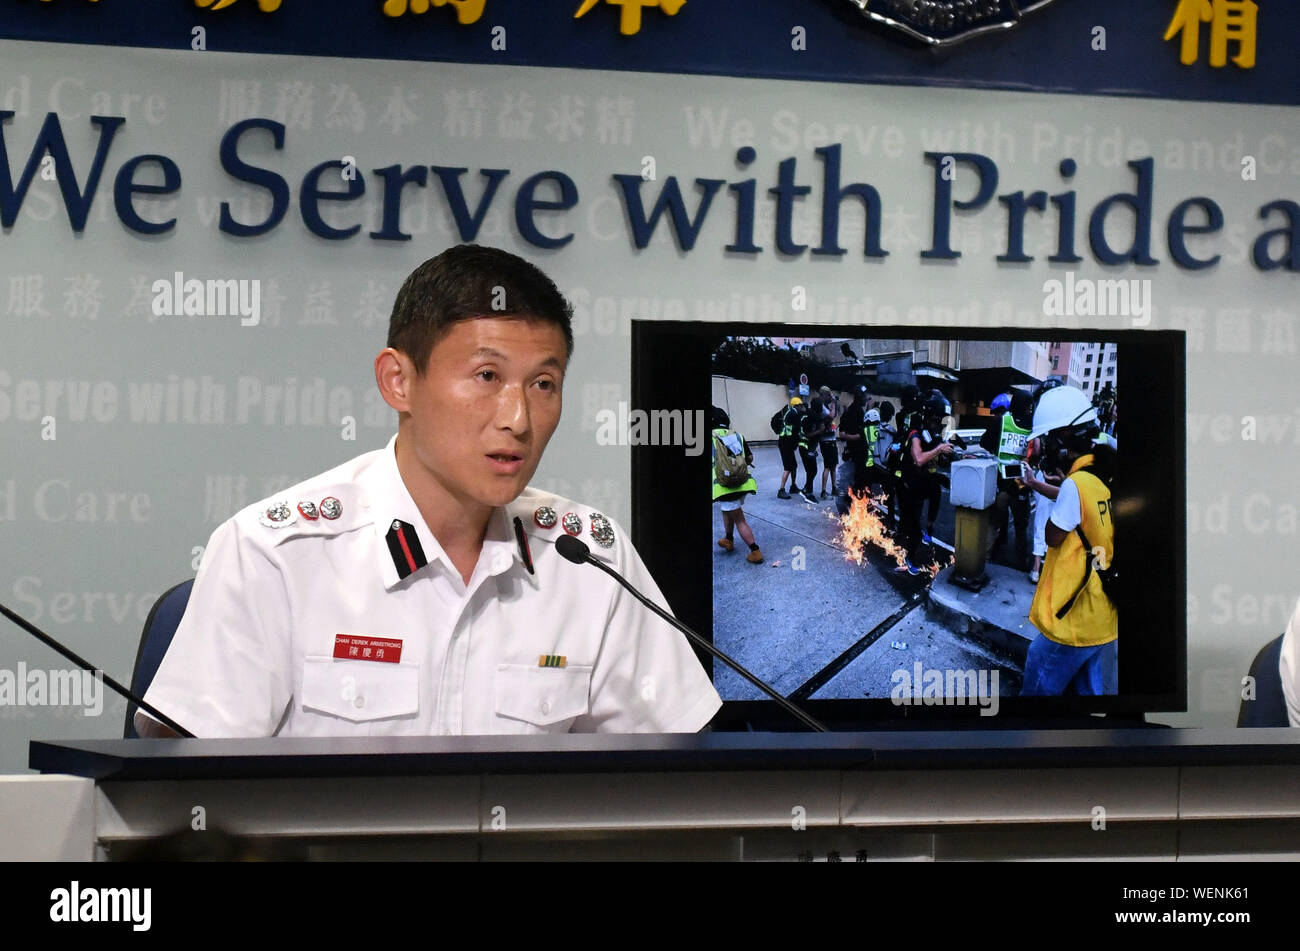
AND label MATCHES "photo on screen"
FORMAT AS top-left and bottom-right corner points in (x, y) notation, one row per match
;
(709, 336), (1118, 707)
(633, 322), (1184, 726)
